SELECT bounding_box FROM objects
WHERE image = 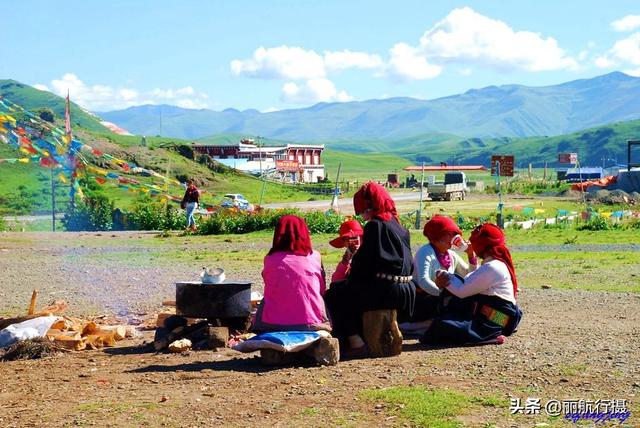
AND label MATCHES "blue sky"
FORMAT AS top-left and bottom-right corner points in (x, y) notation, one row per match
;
(3, 1), (640, 112)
